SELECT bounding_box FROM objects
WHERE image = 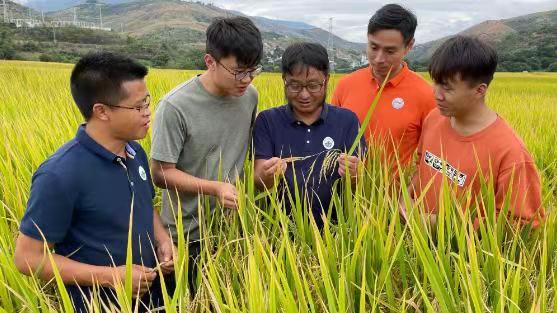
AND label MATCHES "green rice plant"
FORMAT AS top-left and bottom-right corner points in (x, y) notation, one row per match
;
(0, 60), (556, 312)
